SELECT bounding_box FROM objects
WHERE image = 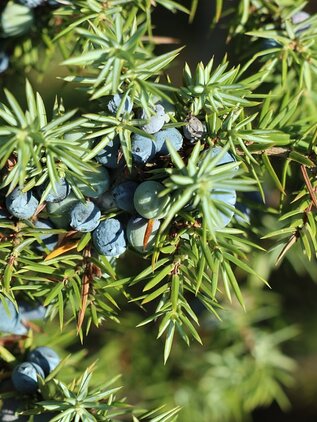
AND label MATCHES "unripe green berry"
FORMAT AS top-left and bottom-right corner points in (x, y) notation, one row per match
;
(134, 181), (171, 219)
